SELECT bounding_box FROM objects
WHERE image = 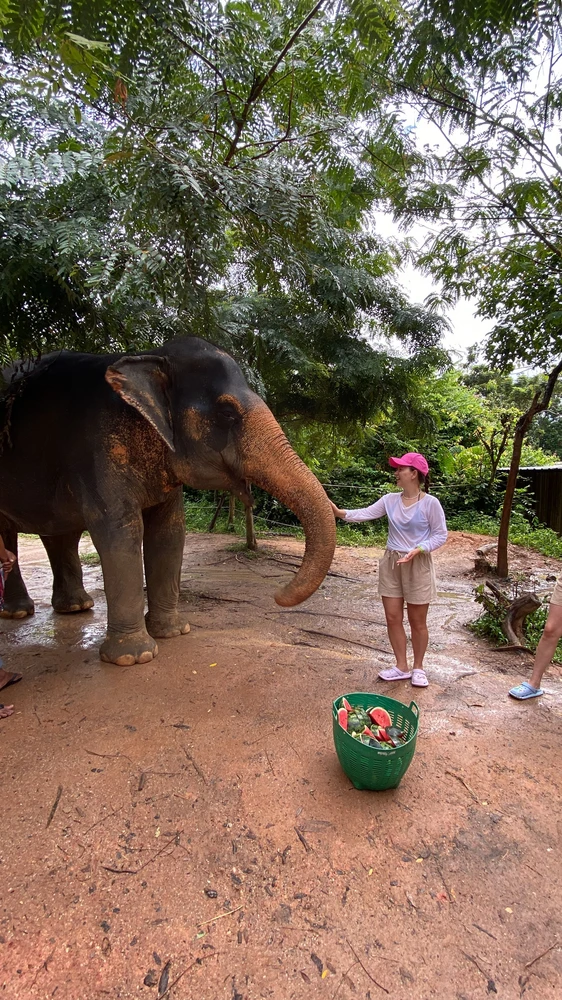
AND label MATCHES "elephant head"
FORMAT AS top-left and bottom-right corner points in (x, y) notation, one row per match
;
(105, 337), (336, 606)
